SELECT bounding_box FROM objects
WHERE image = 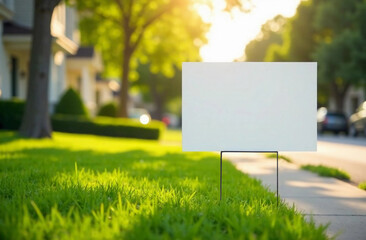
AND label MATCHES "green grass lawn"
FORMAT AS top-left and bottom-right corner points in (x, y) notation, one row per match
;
(359, 181), (366, 191)
(265, 153), (293, 163)
(301, 164), (350, 181)
(0, 131), (327, 239)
